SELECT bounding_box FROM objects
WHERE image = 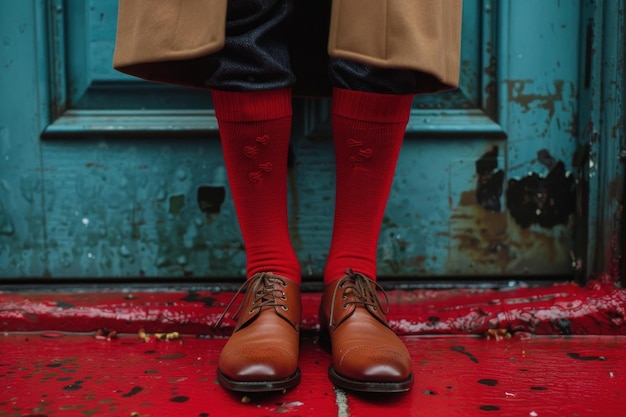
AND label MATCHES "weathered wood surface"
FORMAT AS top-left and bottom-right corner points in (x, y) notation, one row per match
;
(1, 333), (624, 416)
(1, 277), (624, 336)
